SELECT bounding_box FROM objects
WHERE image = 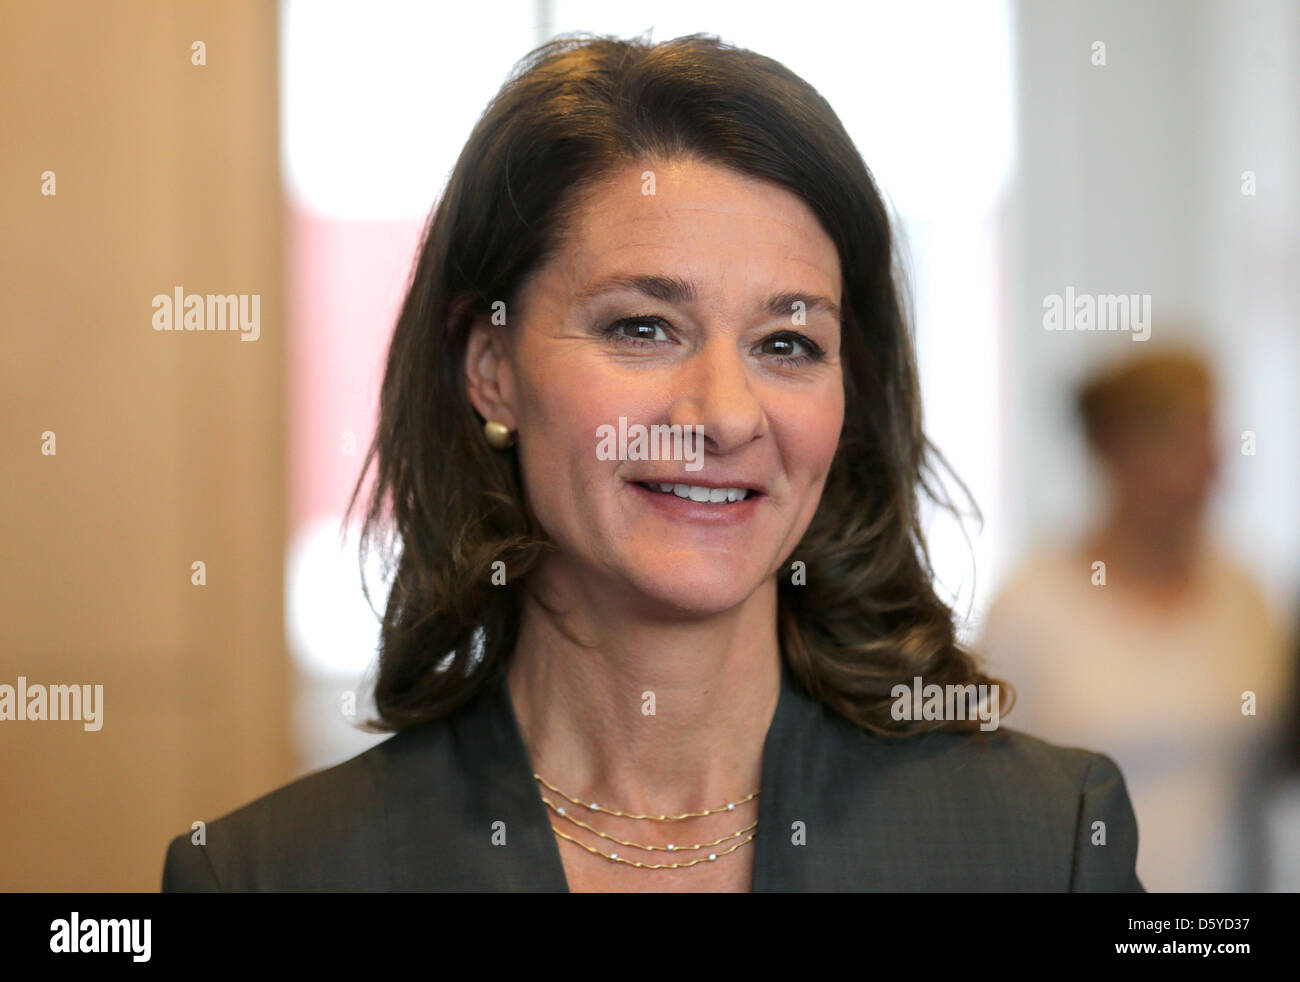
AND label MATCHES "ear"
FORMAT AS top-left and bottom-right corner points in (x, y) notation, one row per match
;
(464, 316), (517, 430)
